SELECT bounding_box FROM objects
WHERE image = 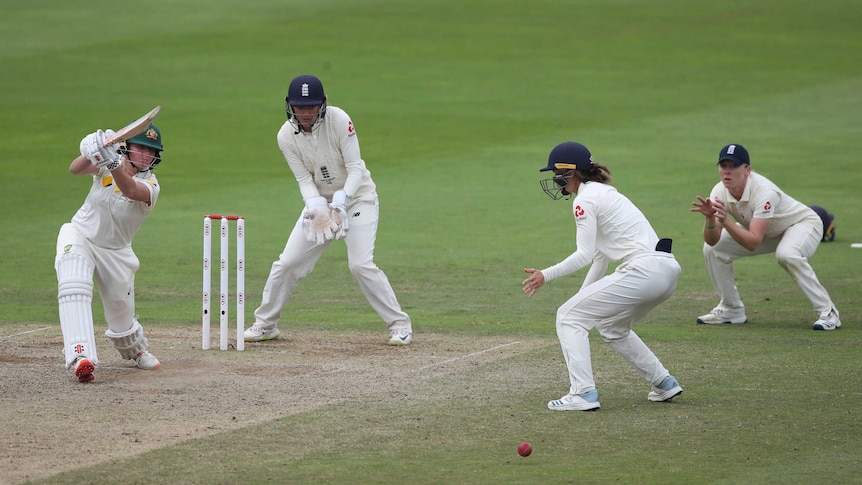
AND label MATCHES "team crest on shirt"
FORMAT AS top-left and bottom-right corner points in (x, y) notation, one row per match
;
(347, 121), (355, 136)
(574, 205), (585, 218)
(64, 244), (72, 253)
